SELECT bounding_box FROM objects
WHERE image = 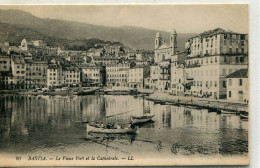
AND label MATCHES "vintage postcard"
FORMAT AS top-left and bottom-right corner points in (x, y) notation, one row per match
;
(0, 4), (249, 166)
